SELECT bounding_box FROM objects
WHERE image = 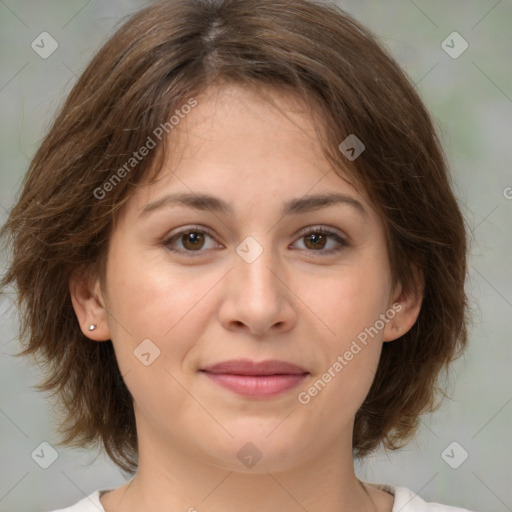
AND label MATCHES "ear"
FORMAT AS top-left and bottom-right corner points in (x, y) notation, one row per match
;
(383, 263), (424, 342)
(69, 266), (111, 341)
